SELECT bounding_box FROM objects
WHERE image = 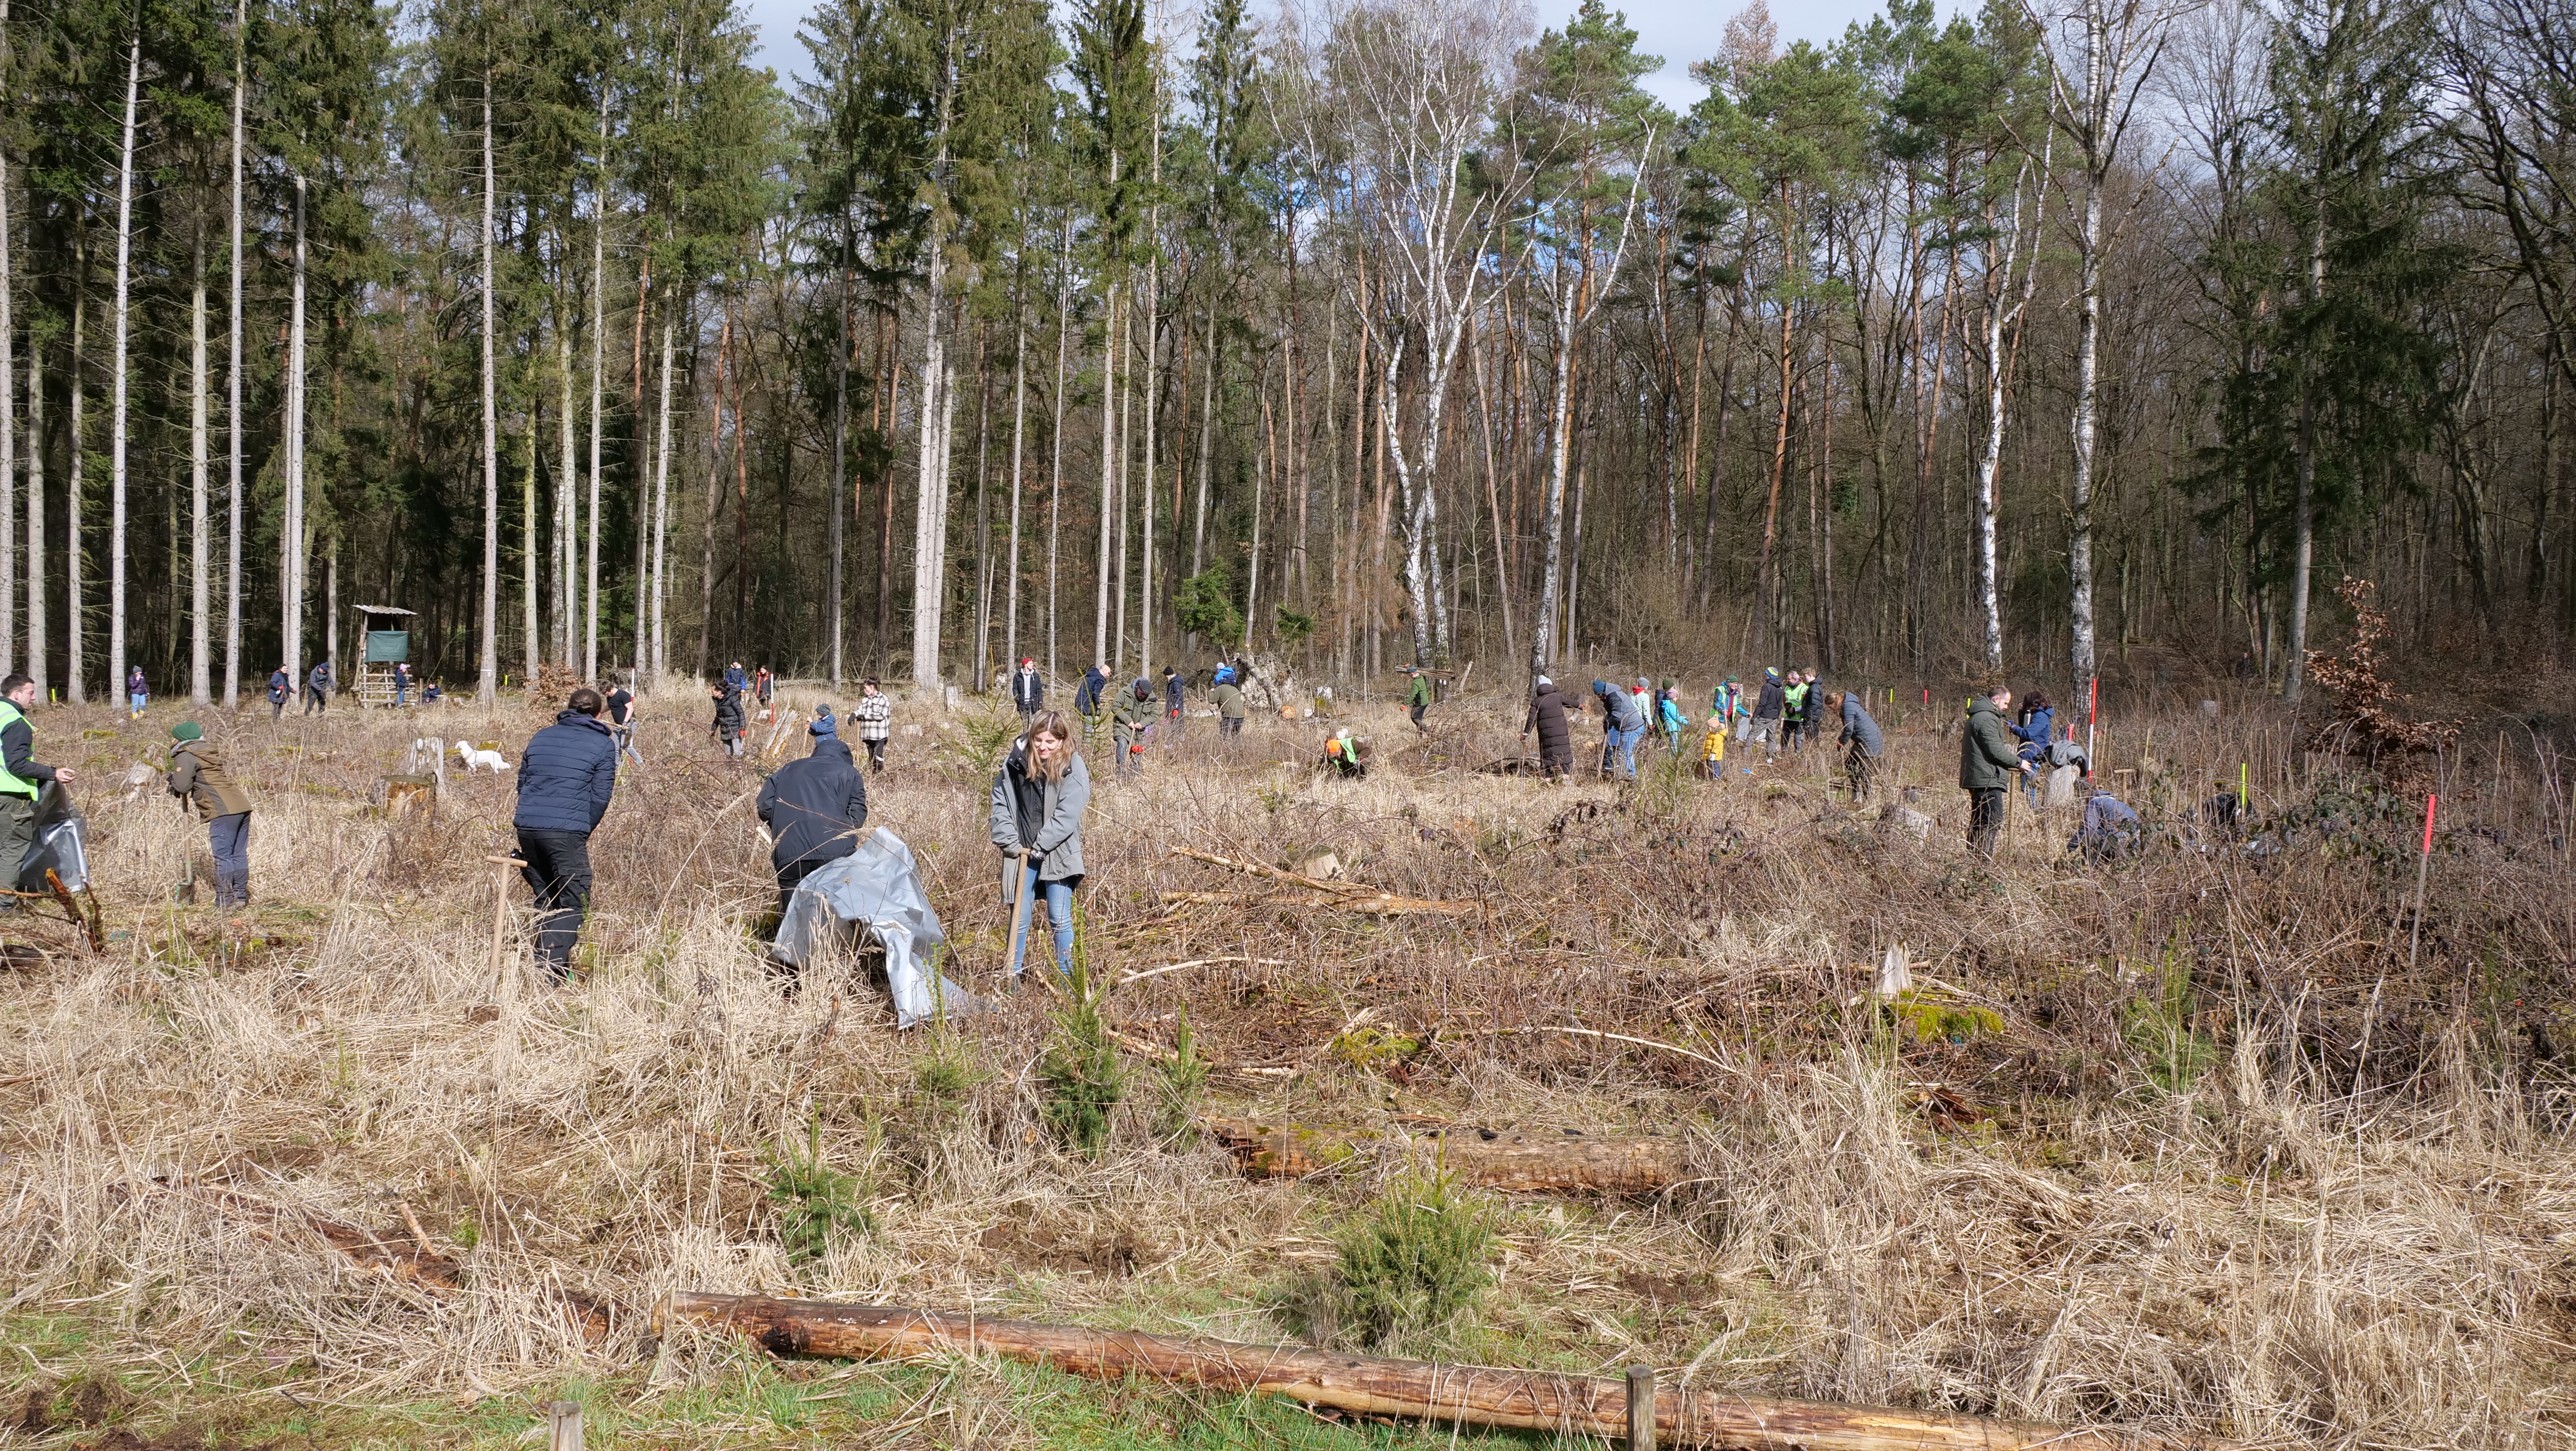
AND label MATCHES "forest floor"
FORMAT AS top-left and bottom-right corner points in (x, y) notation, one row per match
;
(1, 677), (2572, 1451)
